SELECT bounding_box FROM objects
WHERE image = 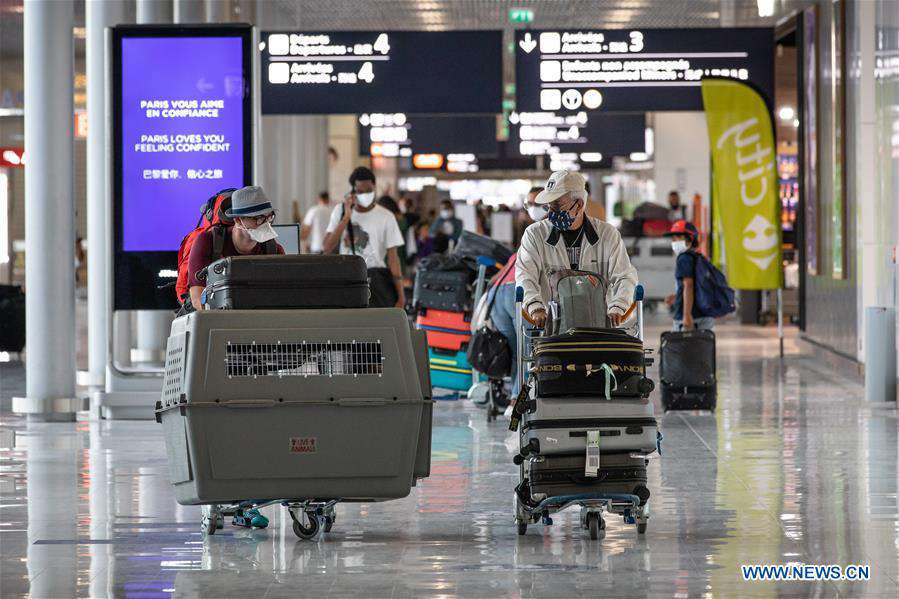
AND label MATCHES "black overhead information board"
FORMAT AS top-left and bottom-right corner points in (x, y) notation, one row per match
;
(261, 31), (503, 114)
(359, 114), (498, 157)
(508, 112), (645, 158)
(515, 28), (773, 113)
